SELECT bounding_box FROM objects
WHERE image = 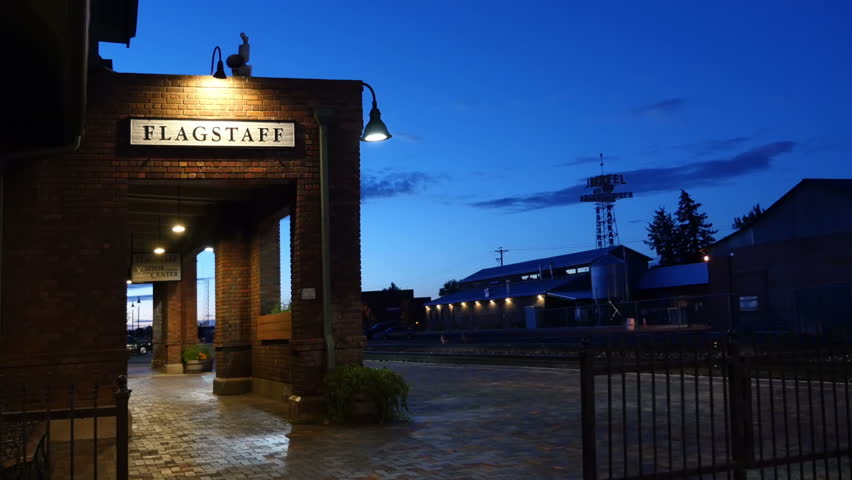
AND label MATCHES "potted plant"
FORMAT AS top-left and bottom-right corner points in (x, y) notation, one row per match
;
(324, 365), (410, 424)
(182, 344), (211, 374)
